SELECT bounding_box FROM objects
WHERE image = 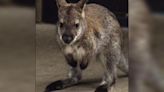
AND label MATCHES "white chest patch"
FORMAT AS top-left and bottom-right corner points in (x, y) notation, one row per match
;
(64, 45), (86, 61)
